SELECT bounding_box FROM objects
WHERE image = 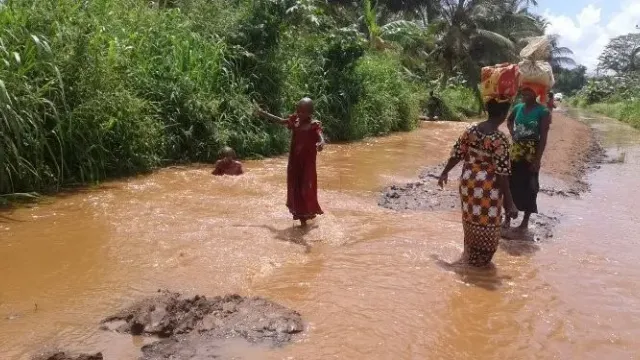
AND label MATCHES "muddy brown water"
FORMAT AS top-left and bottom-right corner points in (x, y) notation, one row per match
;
(2, 113), (640, 359)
